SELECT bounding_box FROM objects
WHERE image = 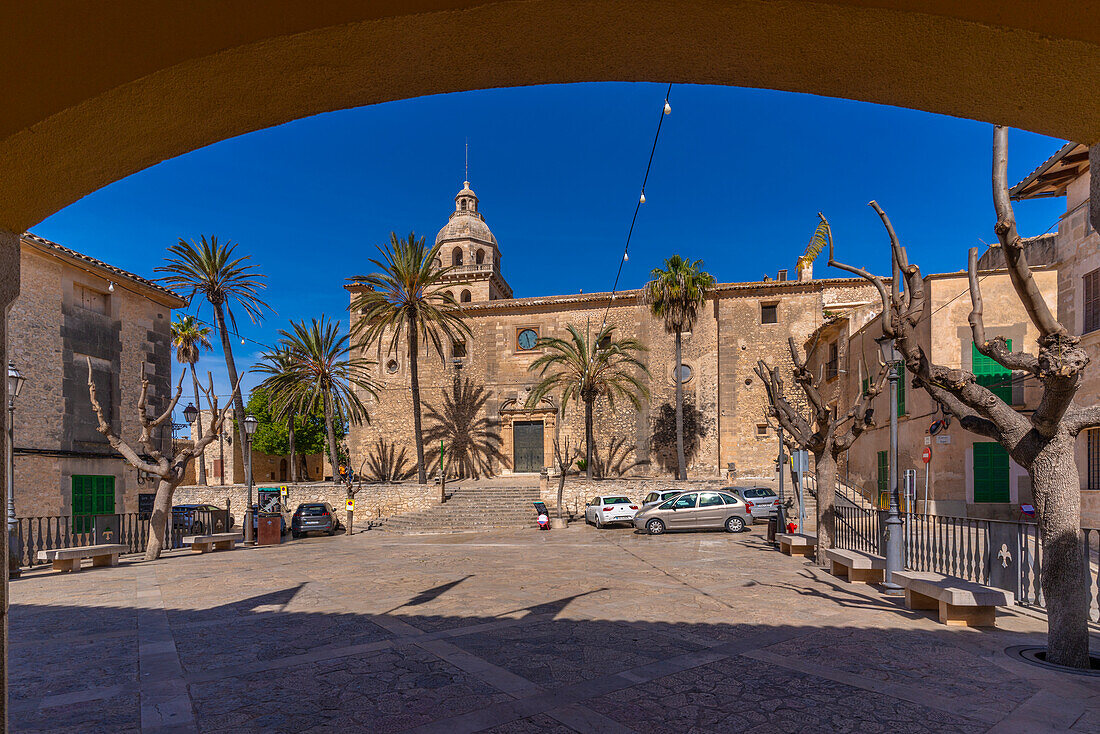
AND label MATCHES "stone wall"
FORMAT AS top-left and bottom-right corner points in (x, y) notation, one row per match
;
(173, 480), (440, 522)
(9, 237), (180, 517)
(539, 477), (740, 518)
